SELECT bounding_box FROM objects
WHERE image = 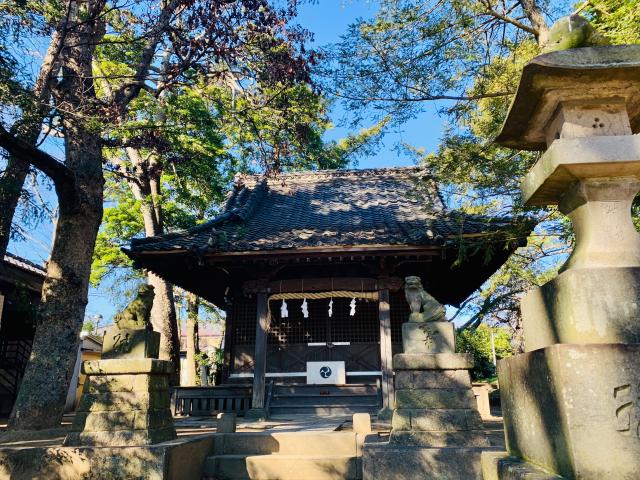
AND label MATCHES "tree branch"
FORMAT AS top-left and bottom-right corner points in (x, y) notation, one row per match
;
(0, 124), (76, 198)
(112, 0), (184, 109)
